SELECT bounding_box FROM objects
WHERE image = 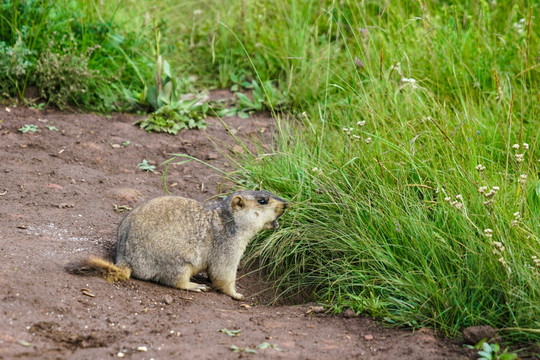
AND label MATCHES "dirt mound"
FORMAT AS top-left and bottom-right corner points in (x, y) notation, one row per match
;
(0, 102), (474, 359)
